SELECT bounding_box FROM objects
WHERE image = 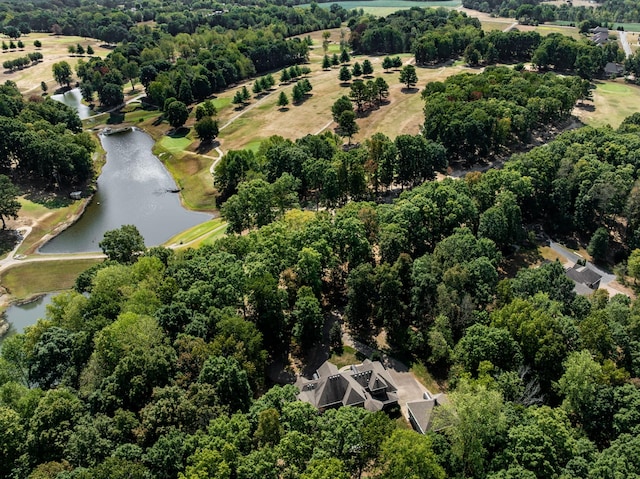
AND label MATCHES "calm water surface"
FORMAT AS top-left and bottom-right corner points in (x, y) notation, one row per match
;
(40, 129), (211, 253)
(1, 293), (55, 340)
(51, 88), (92, 120)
